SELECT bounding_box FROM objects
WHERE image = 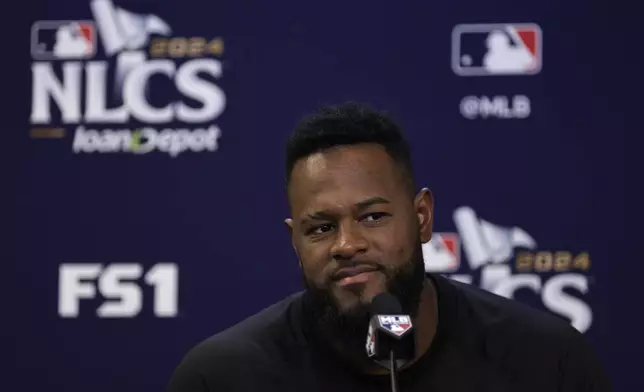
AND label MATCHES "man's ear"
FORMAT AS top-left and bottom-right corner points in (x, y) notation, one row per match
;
(284, 218), (294, 236)
(284, 218), (302, 268)
(414, 188), (434, 243)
